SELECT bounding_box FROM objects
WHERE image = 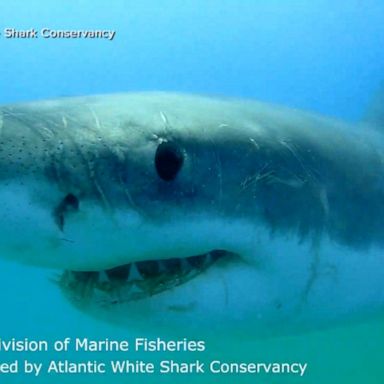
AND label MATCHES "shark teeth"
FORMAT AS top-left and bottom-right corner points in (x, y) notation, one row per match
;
(128, 262), (144, 281)
(59, 251), (229, 305)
